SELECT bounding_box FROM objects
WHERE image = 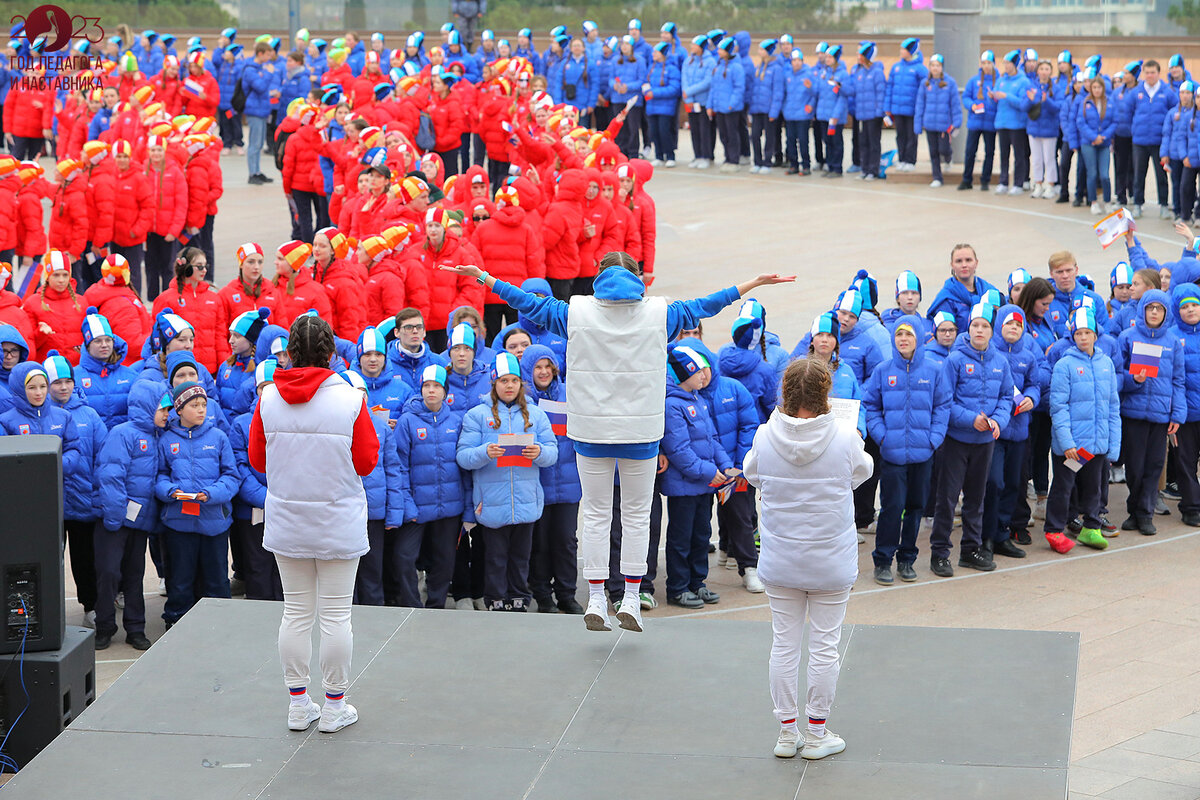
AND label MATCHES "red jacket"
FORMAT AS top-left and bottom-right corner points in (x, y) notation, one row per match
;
(111, 165), (155, 247)
(218, 276), (279, 337)
(321, 64), (355, 94)
(420, 232), (484, 330)
(271, 268), (333, 332)
(84, 160), (117, 248)
(23, 282), (86, 365)
(150, 73), (182, 116)
(180, 151), (213, 232)
(144, 159), (188, 238)
(115, 73), (151, 103)
(479, 92), (517, 161)
(106, 108), (145, 149)
(64, 110), (94, 159)
(150, 281), (227, 373)
(314, 257), (367, 341)
(48, 178), (90, 260)
(81, 282), (152, 364)
(470, 205), (544, 303)
(0, 175), (19, 252)
(349, 191), (392, 240)
(3, 84), (52, 139)
(282, 123), (323, 194)
(0, 290), (35, 360)
(179, 71), (219, 120)
(579, 191), (621, 280)
(628, 161), (658, 280)
(15, 179), (51, 258)
(541, 171), (588, 281)
(202, 146), (222, 216)
(426, 92), (466, 153)
(363, 258), (406, 325)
